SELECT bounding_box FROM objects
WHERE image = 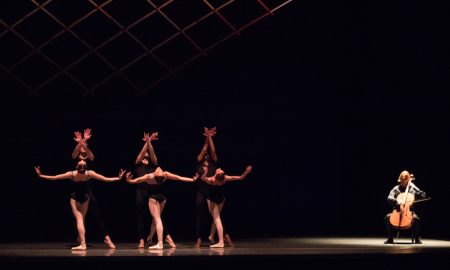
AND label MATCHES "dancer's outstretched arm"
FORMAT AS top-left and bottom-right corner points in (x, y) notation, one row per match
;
(197, 127), (217, 162)
(164, 171), (195, 182)
(34, 166), (71, 180)
(126, 172), (150, 184)
(206, 127), (218, 162)
(225, 166), (252, 182)
(90, 169), (125, 182)
(146, 132), (158, 166)
(197, 135), (209, 162)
